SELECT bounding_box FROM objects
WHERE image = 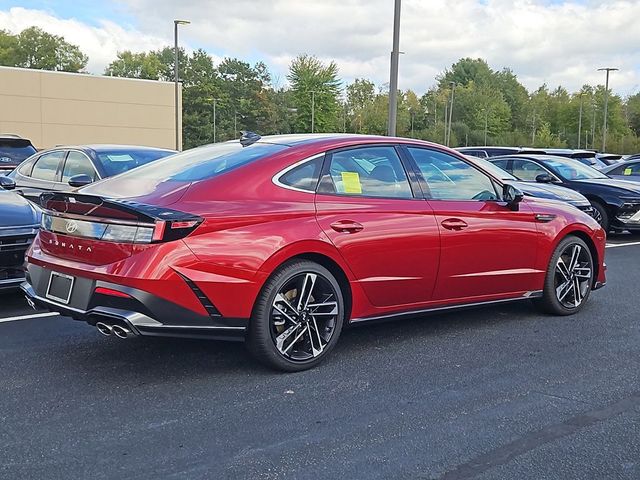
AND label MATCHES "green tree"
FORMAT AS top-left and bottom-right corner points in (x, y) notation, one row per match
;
(104, 51), (163, 79)
(0, 29), (18, 66)
(287, 54), (341, 133)
(11, 26), (87, 72)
